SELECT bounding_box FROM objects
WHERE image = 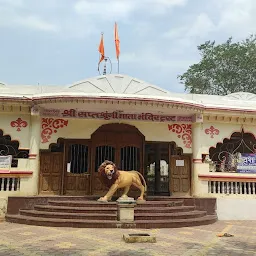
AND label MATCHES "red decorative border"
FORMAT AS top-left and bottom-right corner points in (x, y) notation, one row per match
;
(3, 94), (256, 114)
(199, 174), (256, 180)
(28, 154), (37, 159)
(0, 171), (33, 174)
(41, 118), (68, 143)
(10, 118), (28, 132)
(168, 124), (192, 148)
(193, 159), (202, 163)
(205, 126), (219, 138)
